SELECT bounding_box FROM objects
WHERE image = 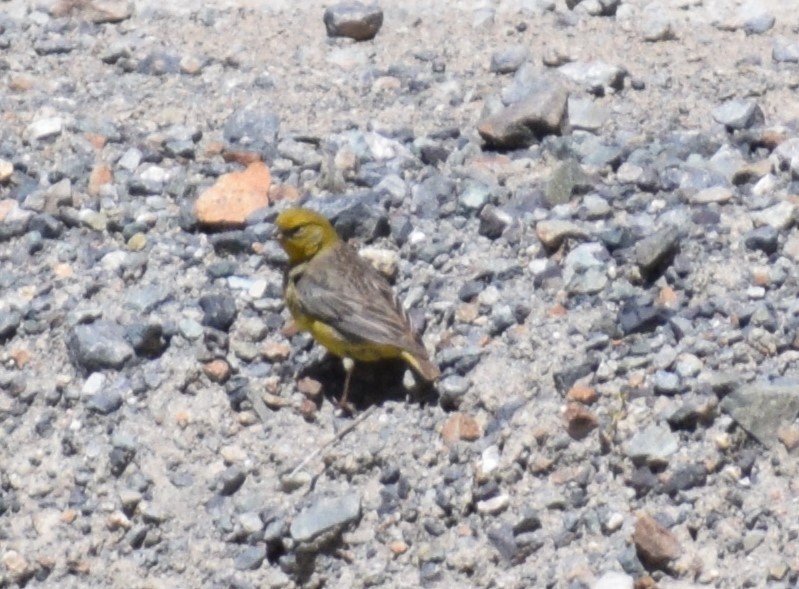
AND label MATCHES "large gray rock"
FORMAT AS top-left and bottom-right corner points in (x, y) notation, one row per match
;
(478, 80), (568, 149)
(720, 381), (799, 448)
(323, 2), (383, 41)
